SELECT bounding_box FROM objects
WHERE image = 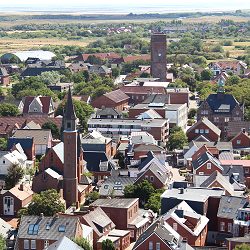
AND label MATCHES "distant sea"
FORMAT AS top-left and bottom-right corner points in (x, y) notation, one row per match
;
(0, 3), (249, 14)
